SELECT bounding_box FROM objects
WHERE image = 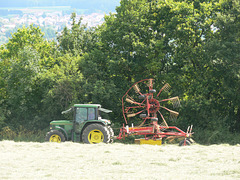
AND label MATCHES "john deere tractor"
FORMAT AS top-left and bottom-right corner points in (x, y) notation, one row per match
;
(45, 104), (114, 144)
